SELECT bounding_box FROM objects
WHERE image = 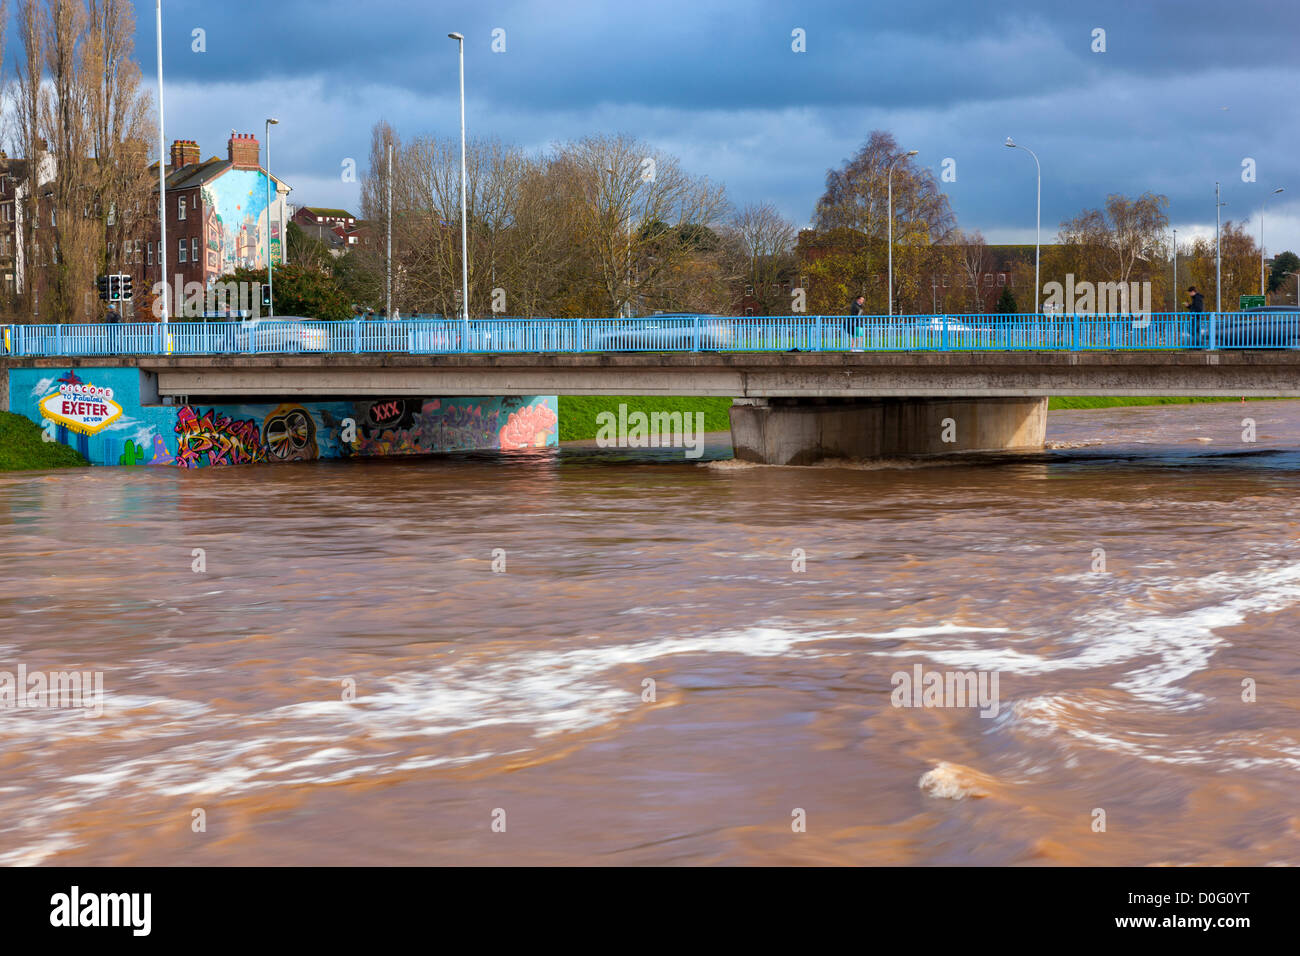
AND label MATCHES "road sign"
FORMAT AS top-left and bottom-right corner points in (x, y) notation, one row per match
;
(1240, 295), (1266, 309)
